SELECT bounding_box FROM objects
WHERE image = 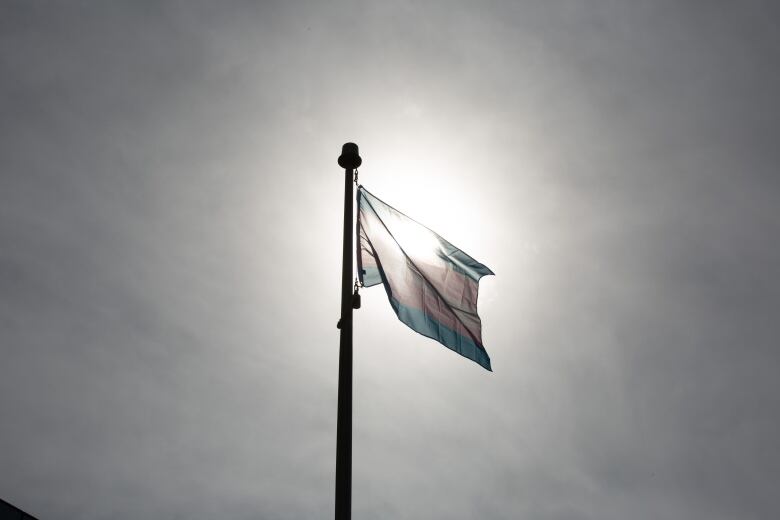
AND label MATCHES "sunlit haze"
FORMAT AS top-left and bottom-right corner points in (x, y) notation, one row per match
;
(2, 2), (779, 519)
